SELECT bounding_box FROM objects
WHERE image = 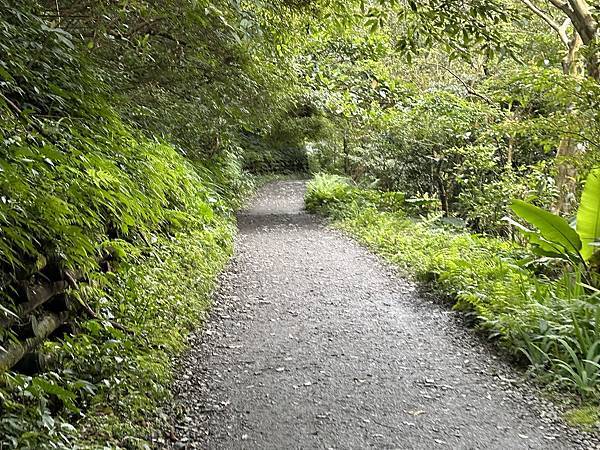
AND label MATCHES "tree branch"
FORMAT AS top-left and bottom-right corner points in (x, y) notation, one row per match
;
(442, 65), (493, 104)
(548, 0), (579, 29)
(548, 0), (570, 11)
(568, 0), (592, 24)
(566, 0), (597, 43)
(559, 17), (572, 37)
(547, 0), (597, 45)
(520, 0), (571, 48)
